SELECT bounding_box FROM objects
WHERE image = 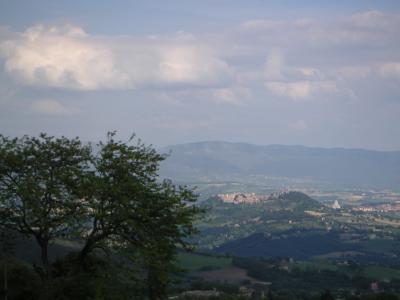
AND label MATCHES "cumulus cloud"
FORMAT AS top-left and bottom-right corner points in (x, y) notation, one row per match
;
(0, 24), (233, 90)
(152, 13), (391, 104)
(1, 25), (130, 90)
(234, 9), (400, 90)
(31, 99), (80, 115)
